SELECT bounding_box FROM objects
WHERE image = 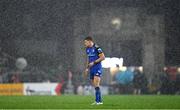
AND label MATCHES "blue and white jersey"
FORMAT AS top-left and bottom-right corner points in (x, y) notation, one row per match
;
(86, 44), (103, 71)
